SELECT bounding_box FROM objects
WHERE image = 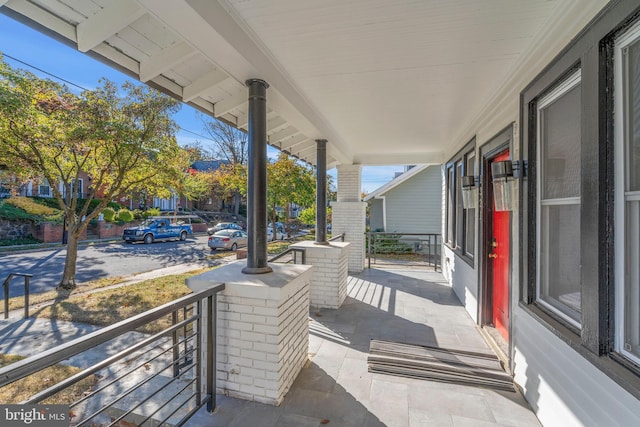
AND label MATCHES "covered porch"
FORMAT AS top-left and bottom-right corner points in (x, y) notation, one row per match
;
(186, 266), (539, 427)
(5, 1), (640, 425)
